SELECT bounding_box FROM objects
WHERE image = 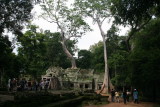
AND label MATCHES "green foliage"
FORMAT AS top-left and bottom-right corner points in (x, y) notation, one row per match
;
(0, 35), (22, 83)
(109, 0), (160, 26)
(106, 25), (129, 87)
(89, 32), (128, 75)
(90, 42), (104, 72)
(0, 0), (33, 35)
(109, 0), (160, 51)
(129, 18), (160, 101)
(0, 0), (34, 85)
(40, 0), (92, 68)
(17, 26), (77, 77)
(77, 49), (92, 69)
(74, 0), (110, 21)
(45, 31), (71, 68)
(0, 36), (12, 68)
